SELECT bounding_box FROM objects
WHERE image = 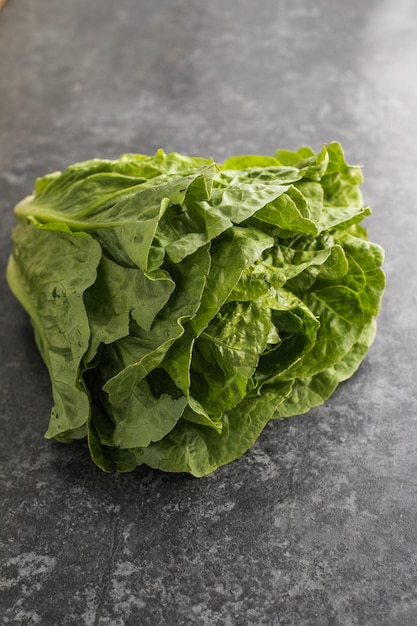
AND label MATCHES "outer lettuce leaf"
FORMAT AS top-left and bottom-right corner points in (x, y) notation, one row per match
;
(109, 380), (294, 477)
(274, 320), (377, 419)
(291, 234), (384, 378)
(7, 142), (385, 476)
(7, 222), (101, 440)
